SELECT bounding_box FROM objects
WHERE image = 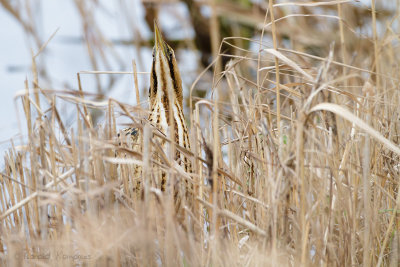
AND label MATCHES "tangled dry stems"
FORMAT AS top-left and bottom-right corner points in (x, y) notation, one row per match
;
(2, 1), (400, 266)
